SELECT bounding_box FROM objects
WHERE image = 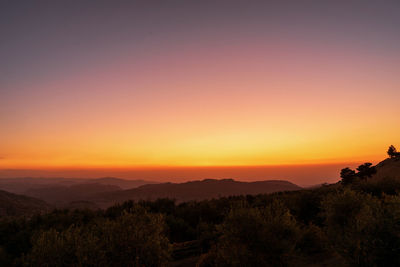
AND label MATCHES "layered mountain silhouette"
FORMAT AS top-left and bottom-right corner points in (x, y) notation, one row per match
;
(0, 177), (157, 194)
(0, 177), (302, 210)
(91, 179), (302, 207)
(2, 156), (400, 212)
(24, 183), (122, 205)
(0, 177), (158, 207)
